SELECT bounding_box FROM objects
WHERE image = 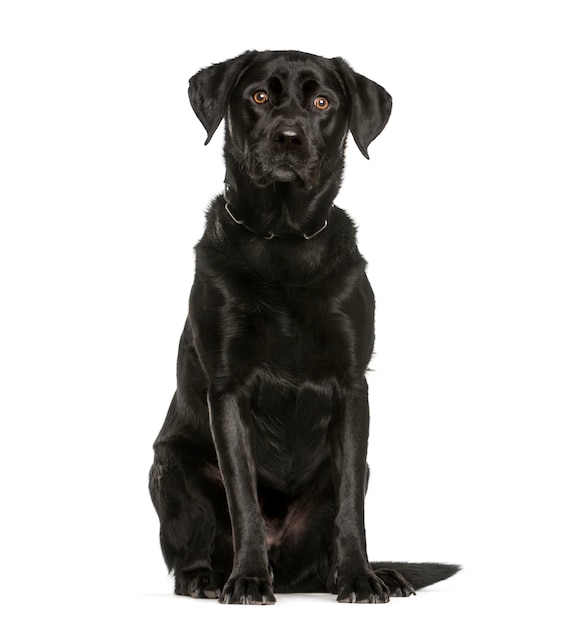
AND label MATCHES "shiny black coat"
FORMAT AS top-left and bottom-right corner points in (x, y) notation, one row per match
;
(149, 50), (458, 605)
